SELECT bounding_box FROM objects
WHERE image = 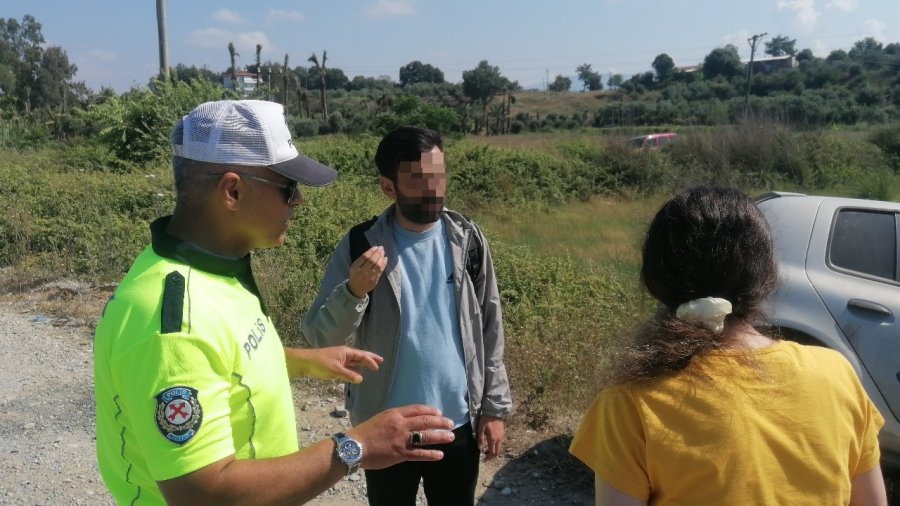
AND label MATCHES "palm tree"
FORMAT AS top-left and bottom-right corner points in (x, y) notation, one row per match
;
(308, 50), (328, 120)
(227, 42), (239, 92)
(255, 44), (262, 95)
(282, 53), (290, 111)
(299, 88), (310, 118)
(505, 92), (516, 134)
